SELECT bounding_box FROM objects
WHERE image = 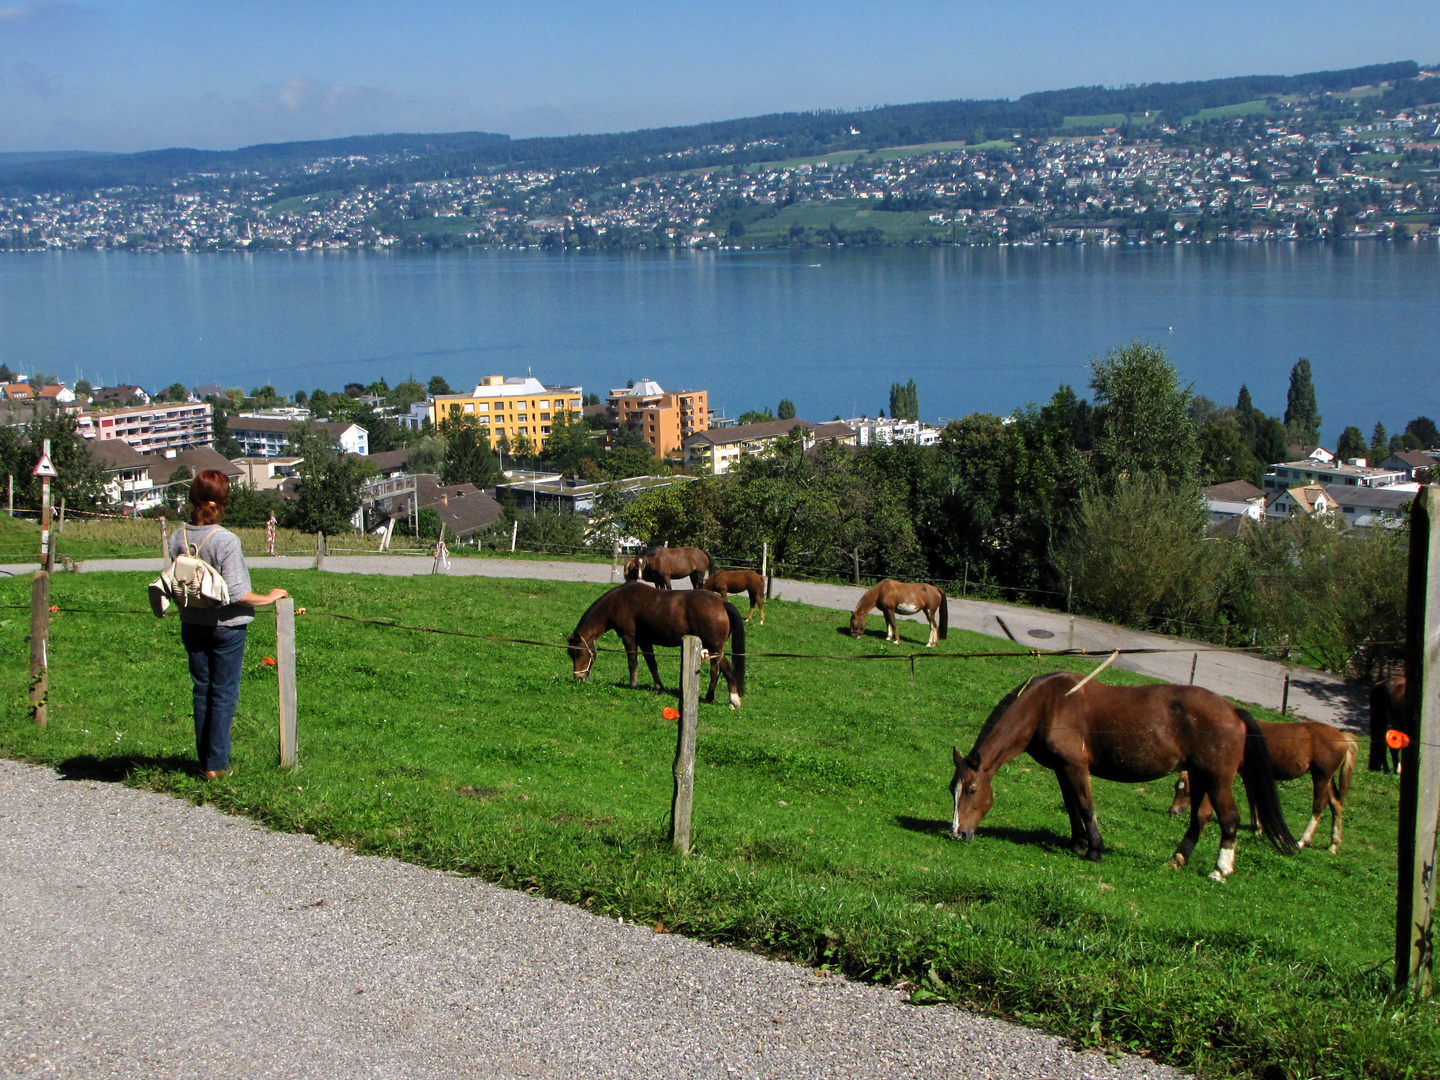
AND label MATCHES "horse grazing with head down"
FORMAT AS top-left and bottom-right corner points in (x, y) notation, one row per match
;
(849, 579), (947, 647)
(950, 673), (1297, 881)
(1168, 719), (1358, 854)
(566, 581), (745, 707)
(1369, 672), (1408, 774)
(623, 545), (714, 590)
(701, 569), (765, 624)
